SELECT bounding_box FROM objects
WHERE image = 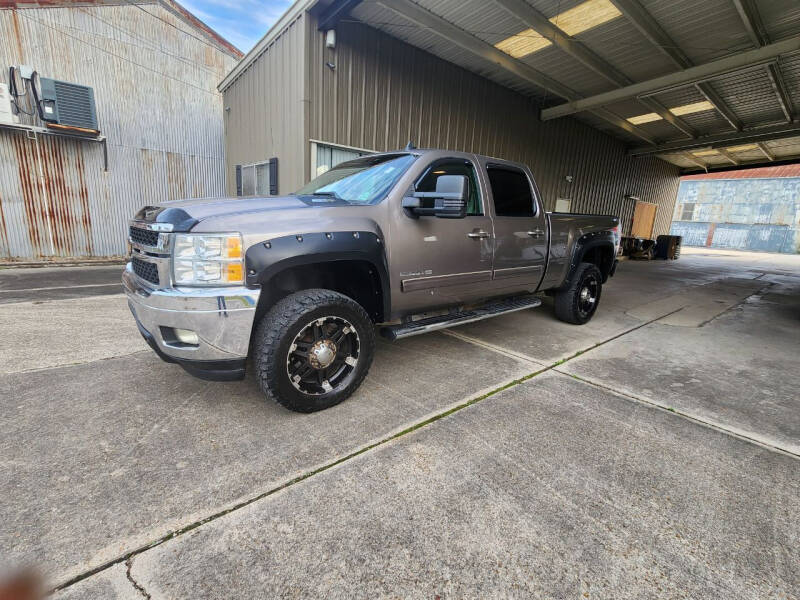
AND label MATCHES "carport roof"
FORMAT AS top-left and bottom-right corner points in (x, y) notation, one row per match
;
(307, 0), (800, 173)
